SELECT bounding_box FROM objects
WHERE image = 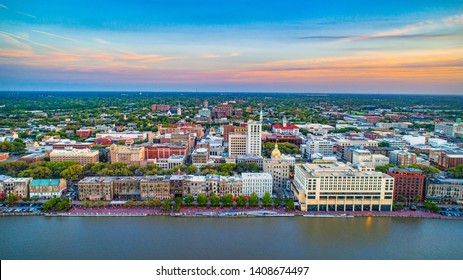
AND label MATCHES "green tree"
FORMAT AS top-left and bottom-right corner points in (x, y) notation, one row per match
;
(186, 165), (198, 174)
(124, 200), (134, 207)
(285, 198), (295, 211)
(18, 166), (52, 179)
(262, 192), (273, 207)
(236, 195), (247, 208)
(274, 197), (282, 208)
(173, 197), (182, 212)
(210, 193), (220, 207)
(397, 195), (407, 205)
(162, 199), (172, 212)
(197, 193), (208, 207)
(7, 193), (19, 204)
(55, 199), (71, 211)
(184, 194), (194, 206)
(235, 162), (261, 173)
(222, 194), (234, 207)
(61, 164), (84, 181)
(375, 164), (397, 173)
(447, 165), (463, 178)
(413, 195), (421, 203)
(423, 201), (440, 213)
(378, 141), (389, 147)
(249, 192), (259, 207)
